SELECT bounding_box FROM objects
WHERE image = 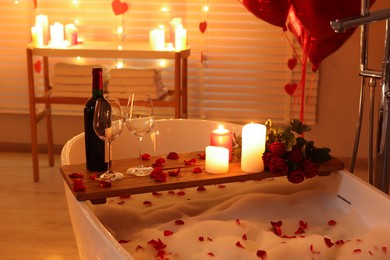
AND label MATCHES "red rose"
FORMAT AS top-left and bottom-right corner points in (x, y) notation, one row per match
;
(262, 152), (274, 170)
(269, 157), (288, 175)
(289, 147), (303, 163)
(150, 167), (167, 182)
(287, 169), (305, 184)
(303, 160), (319, 178)
(268, 142), (286, 157)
